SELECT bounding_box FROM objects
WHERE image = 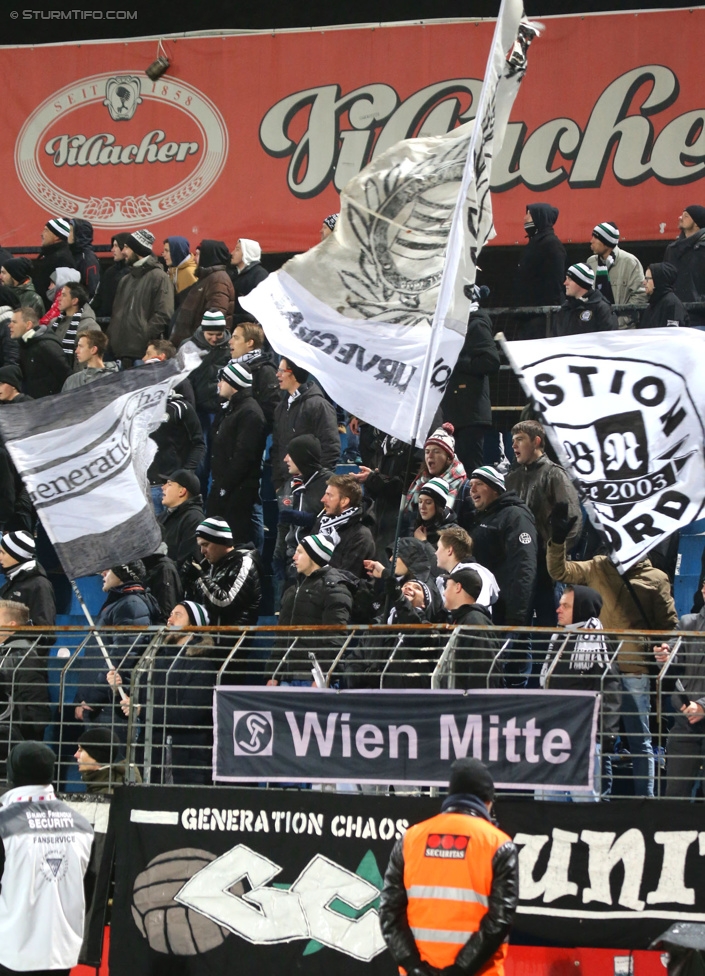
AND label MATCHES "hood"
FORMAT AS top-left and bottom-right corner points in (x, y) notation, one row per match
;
(167, 236), (191, 267)
(239, 238), (262, 267)
(570, 584), (603, 624)
(485, 489), (535, 520)
(130, 255), (161, 276)
(288, 434), (322, 480)
(526, 203), (559, 234)
(197, 239), (230, 269)
(50, 266), (81, 290)
(71, 218), (94, 247)
(192, 324), (231, 349)
(395, 537), (432, 579)
(649, 261), (678, 301)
